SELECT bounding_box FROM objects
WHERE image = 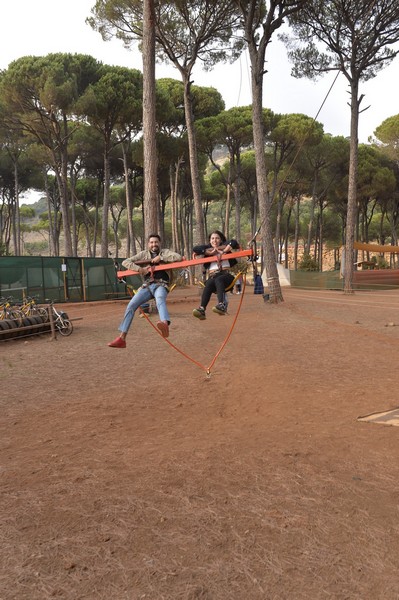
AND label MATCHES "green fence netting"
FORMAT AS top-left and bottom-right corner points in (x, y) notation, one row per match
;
(289, 270), (343, 290)
(0, 257), (142, 302)
(3, 257), (397, 301)
(289, 269), (399, 290)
